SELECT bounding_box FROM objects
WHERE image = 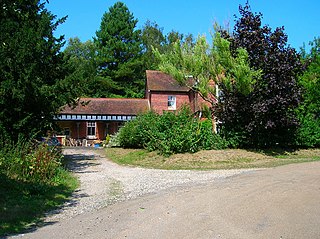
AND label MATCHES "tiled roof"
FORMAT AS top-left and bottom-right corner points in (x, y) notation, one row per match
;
(60, 98), (149, 115)
(146, 70), (190, 92)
